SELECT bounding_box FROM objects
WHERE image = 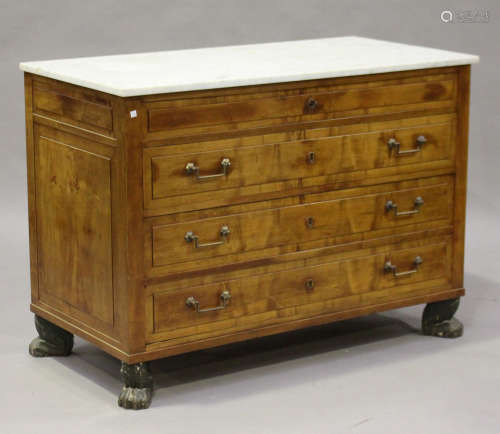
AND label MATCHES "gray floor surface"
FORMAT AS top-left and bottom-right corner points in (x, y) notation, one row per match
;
(1, 191), (499, 434)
